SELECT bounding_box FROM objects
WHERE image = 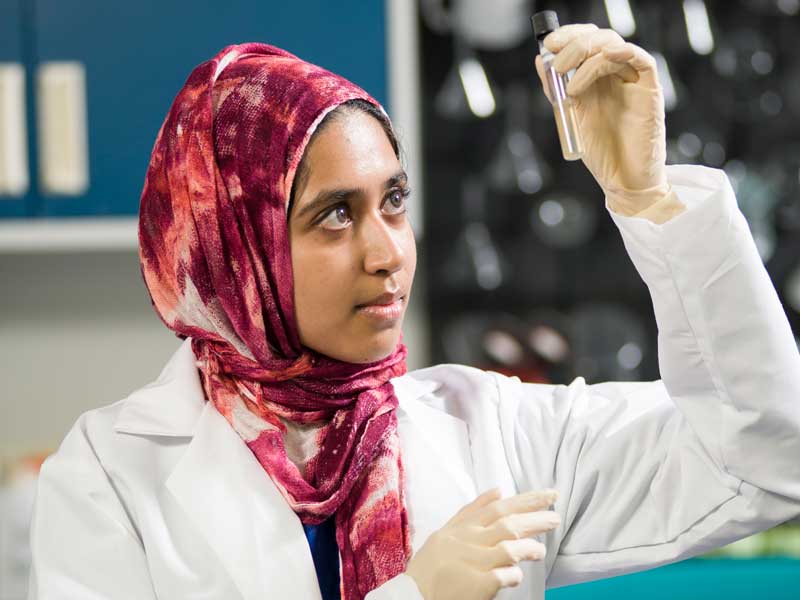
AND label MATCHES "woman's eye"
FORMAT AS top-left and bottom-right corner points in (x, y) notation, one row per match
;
(384, 188), (411, 215)
(318, 204), (351, 230)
